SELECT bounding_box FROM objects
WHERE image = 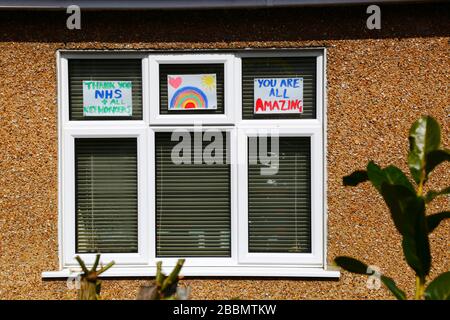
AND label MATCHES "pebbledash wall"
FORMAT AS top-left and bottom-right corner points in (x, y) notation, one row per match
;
(0, 3), (448, 300)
